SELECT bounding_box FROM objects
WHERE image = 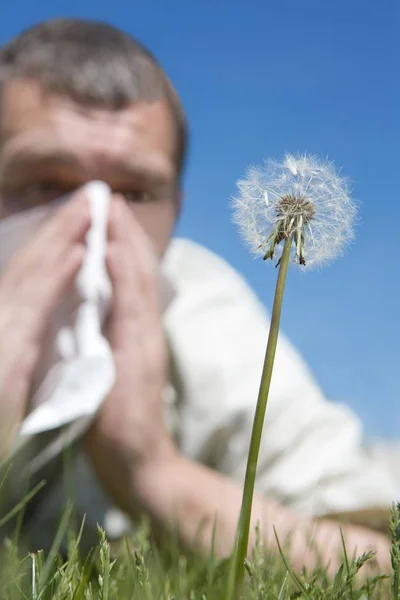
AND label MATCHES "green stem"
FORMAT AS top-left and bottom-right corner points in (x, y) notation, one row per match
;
(226, 235), (292, 600)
